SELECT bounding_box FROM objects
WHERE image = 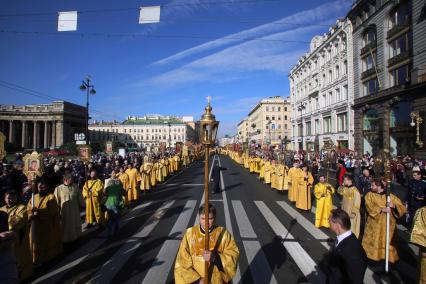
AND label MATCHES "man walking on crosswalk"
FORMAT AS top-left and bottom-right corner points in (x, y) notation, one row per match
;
(174, 203), (239, 284)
